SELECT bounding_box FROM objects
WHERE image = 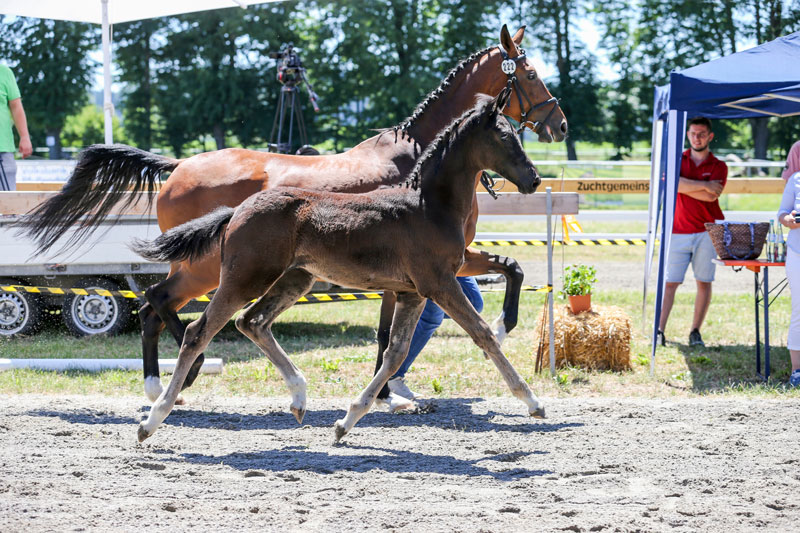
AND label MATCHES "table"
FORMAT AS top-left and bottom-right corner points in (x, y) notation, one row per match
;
(714, 259), (787, 380)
